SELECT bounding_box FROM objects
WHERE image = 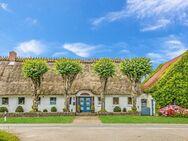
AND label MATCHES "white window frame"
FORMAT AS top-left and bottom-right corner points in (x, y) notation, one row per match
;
(50, 97), (56, 105)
